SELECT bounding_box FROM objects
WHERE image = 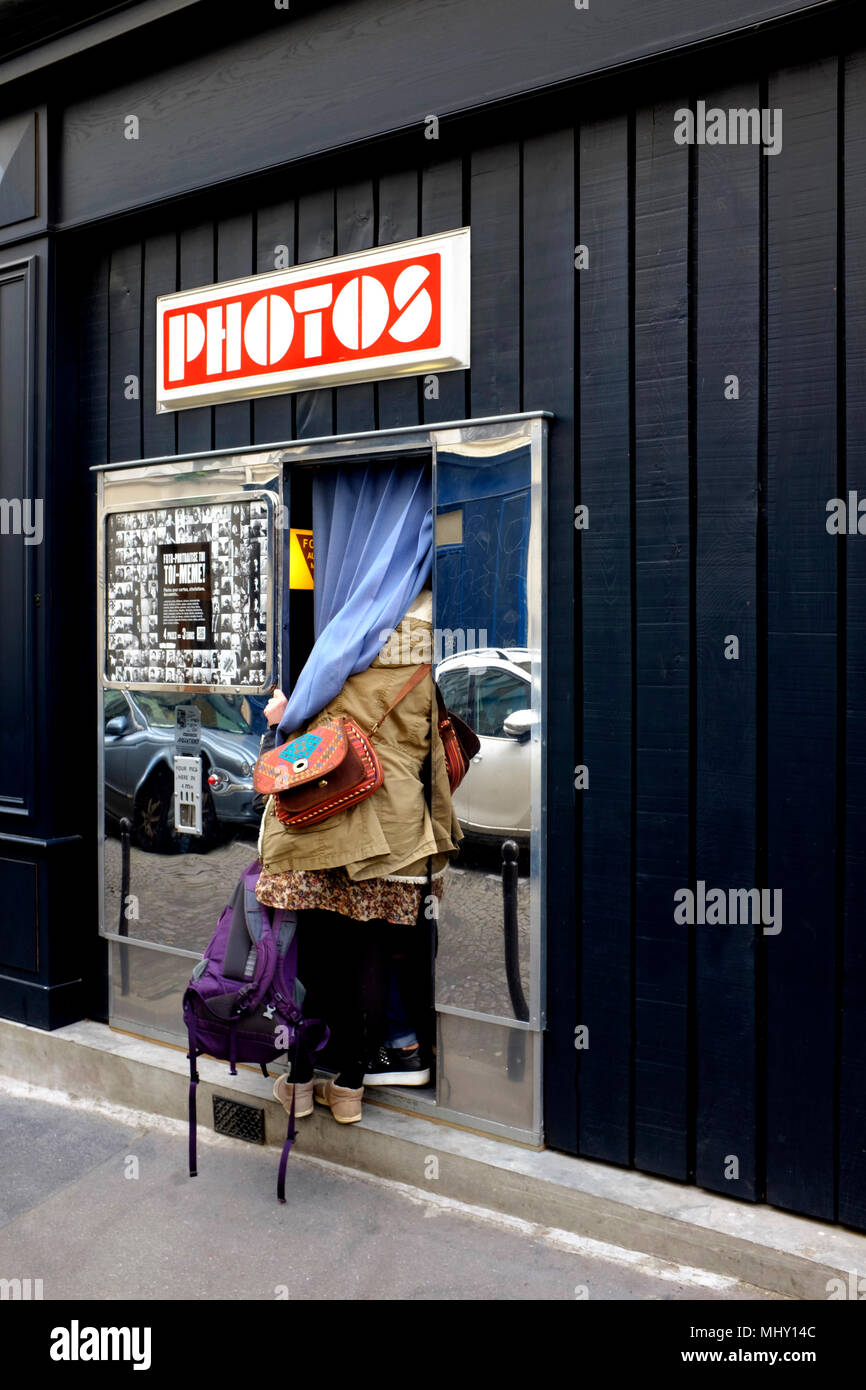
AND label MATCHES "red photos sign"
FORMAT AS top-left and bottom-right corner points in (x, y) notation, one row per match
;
(156, 229), (470, 412)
